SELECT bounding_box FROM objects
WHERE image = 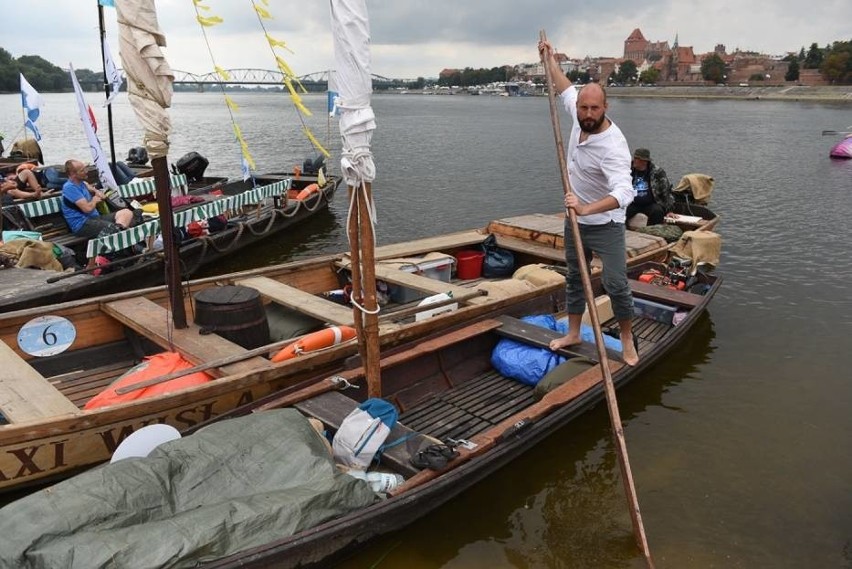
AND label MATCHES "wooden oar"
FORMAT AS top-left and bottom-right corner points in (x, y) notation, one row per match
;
(113, 332), (318, 395)
(540, 30), (654, 567)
